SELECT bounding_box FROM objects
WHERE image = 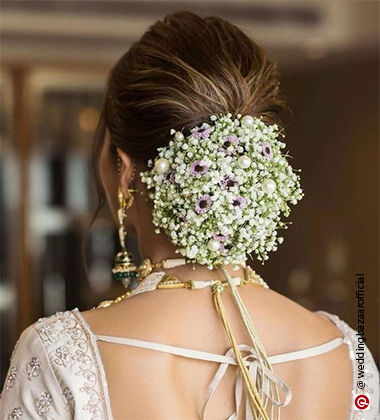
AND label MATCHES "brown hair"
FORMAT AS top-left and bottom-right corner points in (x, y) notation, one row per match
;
(83, 10), (290, 262)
